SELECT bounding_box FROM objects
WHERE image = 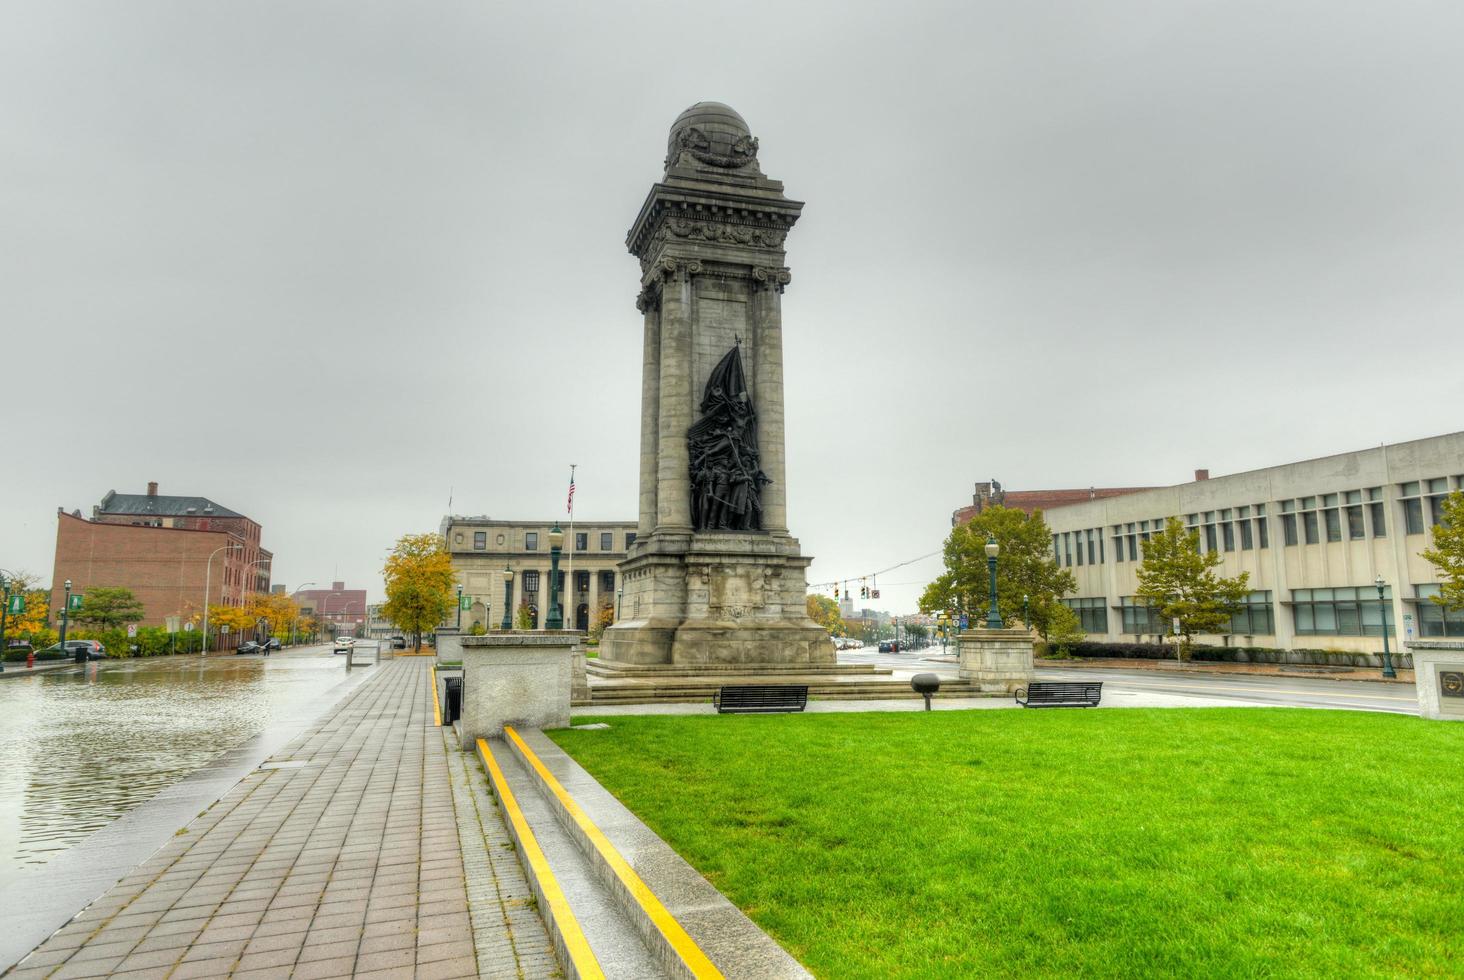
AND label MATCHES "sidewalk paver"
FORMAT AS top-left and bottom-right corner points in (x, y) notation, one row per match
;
(4, 659), (557, 980)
